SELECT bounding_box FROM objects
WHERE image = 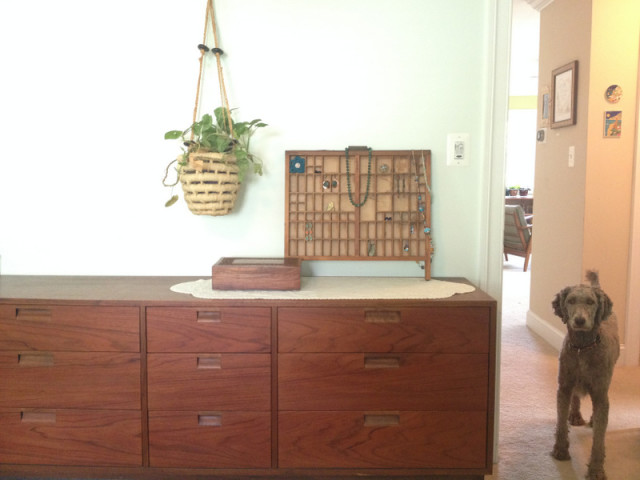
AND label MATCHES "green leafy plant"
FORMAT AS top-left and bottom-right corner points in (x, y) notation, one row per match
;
(506, 185), (520, 197)
(163, 107), (267, 207)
